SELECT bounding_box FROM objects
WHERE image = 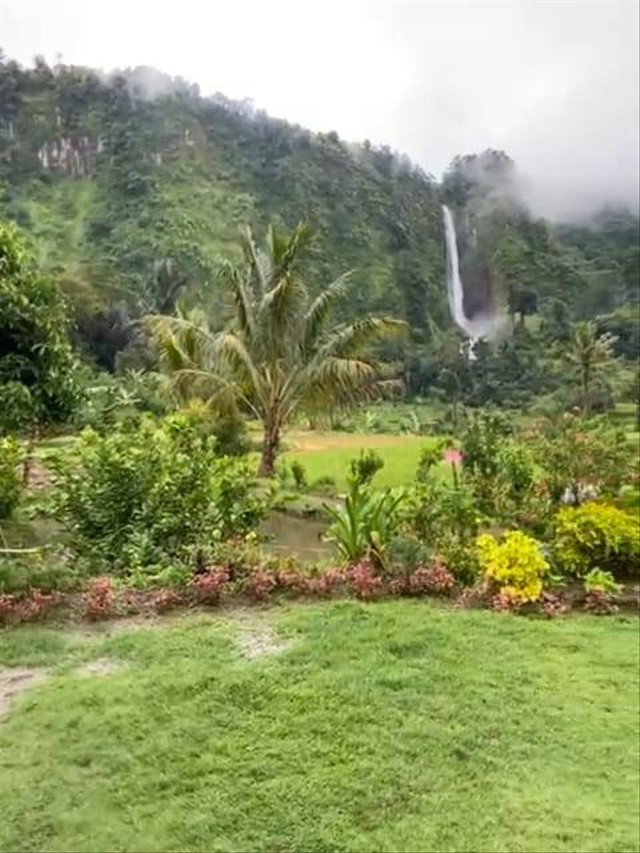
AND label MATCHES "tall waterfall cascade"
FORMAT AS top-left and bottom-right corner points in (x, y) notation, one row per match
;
(442, 204), (503, 357)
